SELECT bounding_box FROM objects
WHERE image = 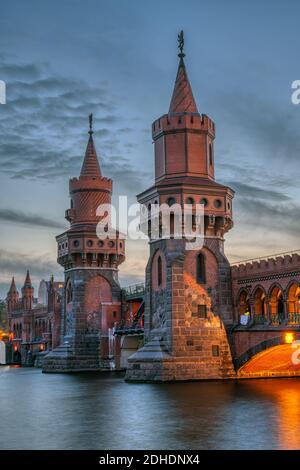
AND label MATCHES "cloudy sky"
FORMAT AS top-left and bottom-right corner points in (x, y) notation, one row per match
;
(1, 0), (300, 298)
